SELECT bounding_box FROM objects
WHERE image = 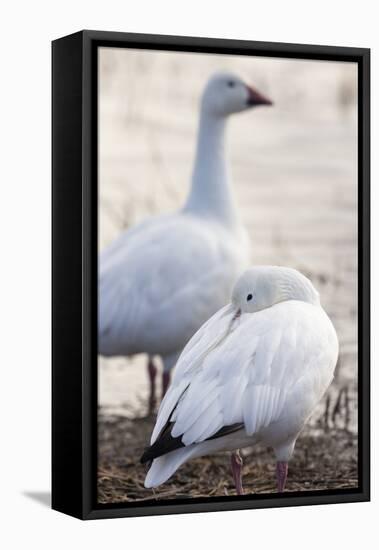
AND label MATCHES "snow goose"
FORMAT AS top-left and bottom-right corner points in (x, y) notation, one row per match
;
(141, 266), (339, 493)
(99, 73), (272, 414)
